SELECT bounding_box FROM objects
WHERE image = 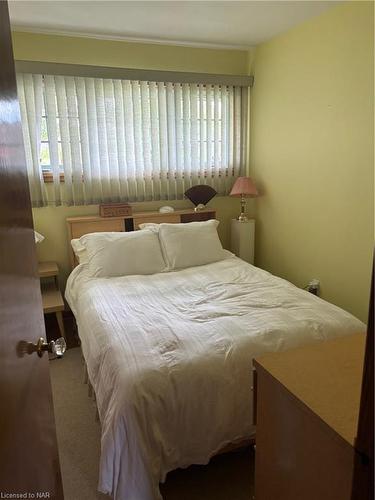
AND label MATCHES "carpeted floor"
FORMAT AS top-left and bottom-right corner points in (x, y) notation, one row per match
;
(49, 347), (255, 500)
